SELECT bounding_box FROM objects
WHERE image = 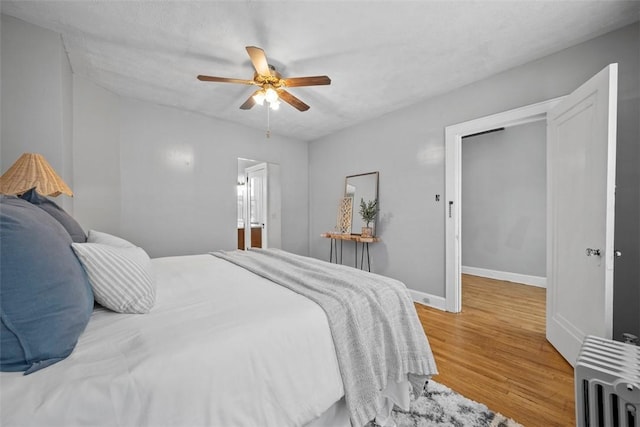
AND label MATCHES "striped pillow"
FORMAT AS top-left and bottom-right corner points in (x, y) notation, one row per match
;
(71, 243), (155, 314)
(87, 229), (136, 248)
